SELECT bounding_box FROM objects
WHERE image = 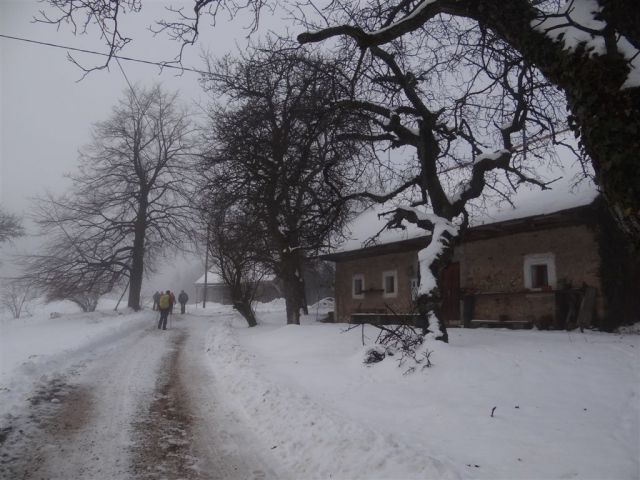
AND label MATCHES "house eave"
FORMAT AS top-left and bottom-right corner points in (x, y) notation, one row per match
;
(322, 203), (595, 262)
(320, 236), (430, 262)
